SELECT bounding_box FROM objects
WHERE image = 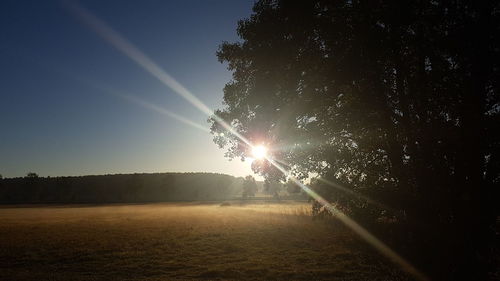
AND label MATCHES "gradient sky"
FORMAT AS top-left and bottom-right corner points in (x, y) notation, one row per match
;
(0, 0), (257, 178)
